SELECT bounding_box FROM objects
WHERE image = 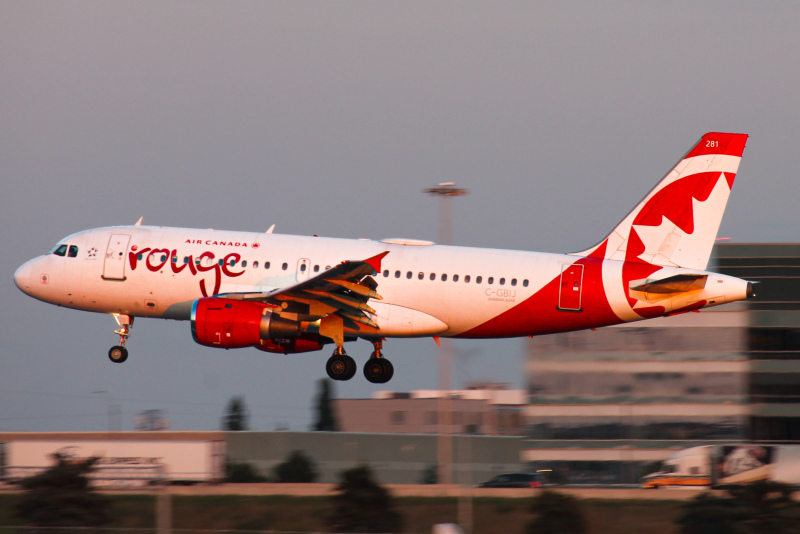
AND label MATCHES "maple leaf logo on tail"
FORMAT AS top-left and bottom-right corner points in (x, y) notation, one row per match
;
(571, 132), (749, 319)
